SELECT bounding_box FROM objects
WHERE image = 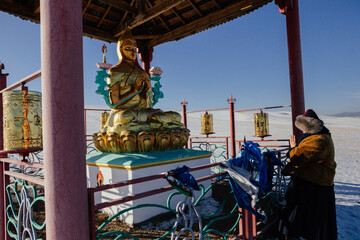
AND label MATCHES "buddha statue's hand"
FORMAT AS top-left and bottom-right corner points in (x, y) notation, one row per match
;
(135, 76), (151, 93)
